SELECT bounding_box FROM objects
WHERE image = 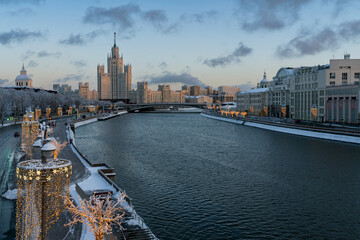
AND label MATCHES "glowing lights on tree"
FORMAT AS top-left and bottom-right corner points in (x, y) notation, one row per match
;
(21, 112), (39, 155)
(57, 107), (62, 117)
(64, 192), (127, 240)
